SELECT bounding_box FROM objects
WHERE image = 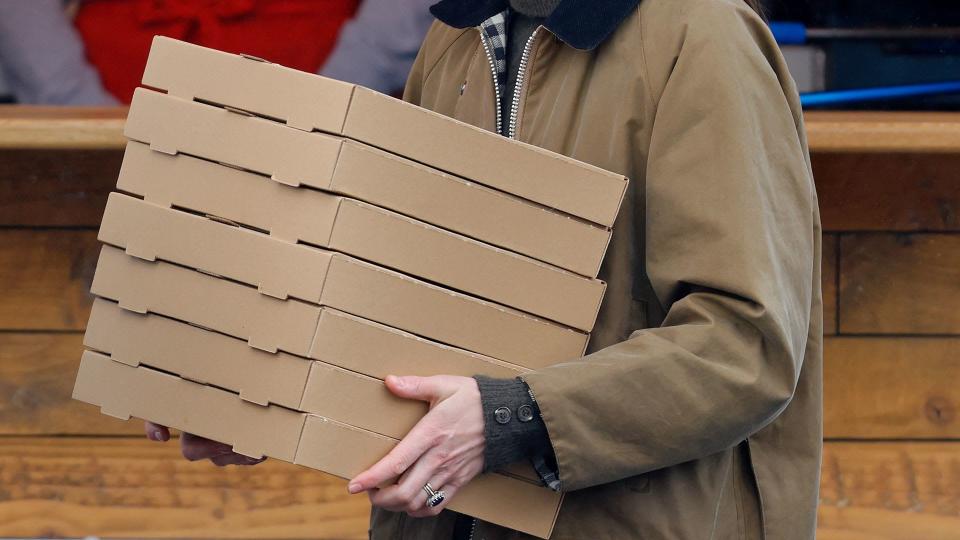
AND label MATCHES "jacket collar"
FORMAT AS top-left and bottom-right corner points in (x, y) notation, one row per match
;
(429, 0), (641, 50)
